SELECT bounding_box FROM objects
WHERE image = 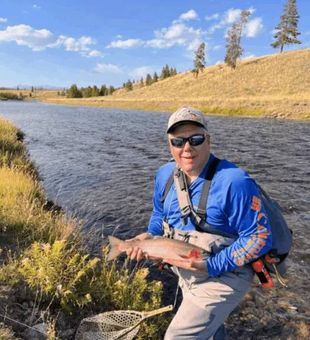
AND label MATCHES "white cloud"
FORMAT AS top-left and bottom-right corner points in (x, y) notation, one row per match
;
(179, 10), (198, 21)
(107, 38), (143, 48)
(0, 24), (54, 51)
(129, 66), (154, 79)
(212, 44), (223, 51)
(33, 4), (41, 9)
(207, 7), (262, 38)
(205, 14), (219, 21)
(87, 50), (103, 57)
(152, 23), (205, 51)
(0, 17), (7, 23)
(244, 18), (263, 38)
(0, 24), (103, 57)
(223, 8), (242, 25)
(94, 63), (122, 74)
(108, 21), (206, 52)
(55, 35), (96, 53)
